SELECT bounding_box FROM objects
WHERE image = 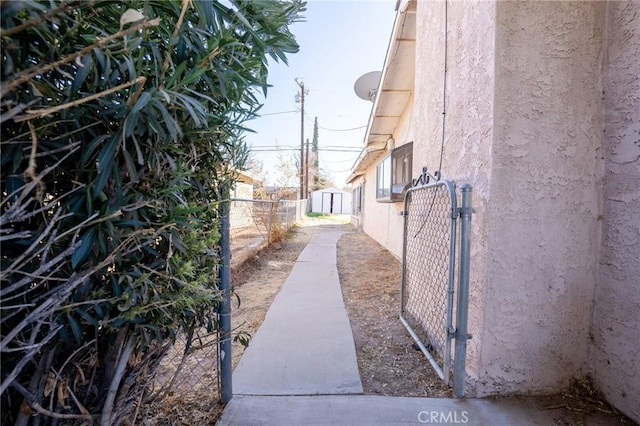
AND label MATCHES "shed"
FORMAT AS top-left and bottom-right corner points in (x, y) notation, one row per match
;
(310, 187), (352, 214)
